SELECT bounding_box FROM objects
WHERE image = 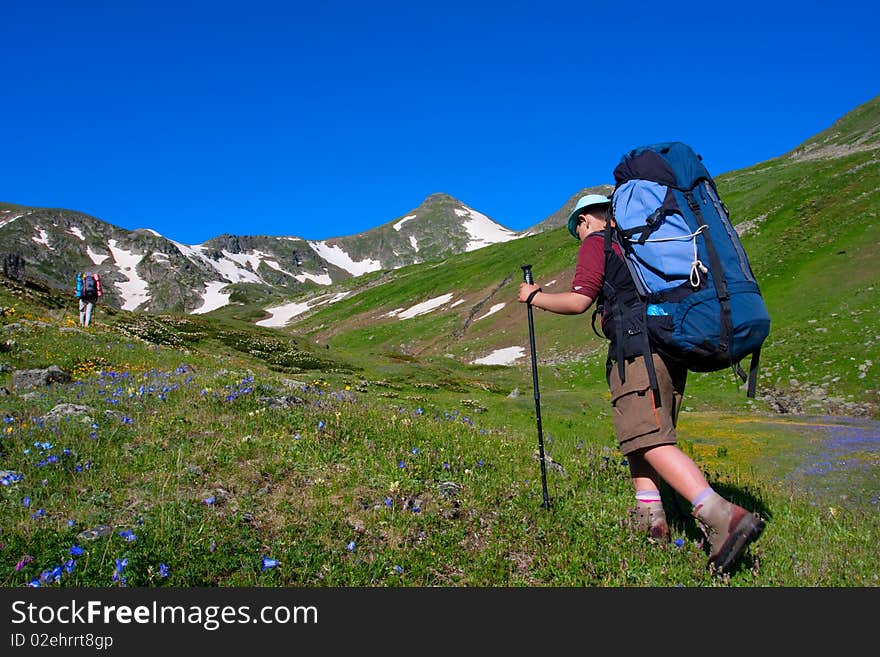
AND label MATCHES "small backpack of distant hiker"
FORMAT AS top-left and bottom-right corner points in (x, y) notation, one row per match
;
(81, 272), (101, 300)
(601, 141), (770, 401)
